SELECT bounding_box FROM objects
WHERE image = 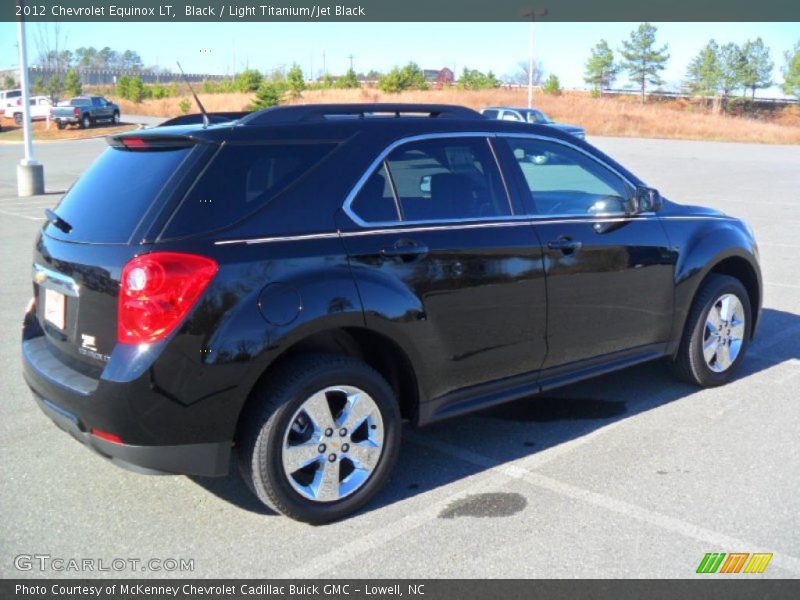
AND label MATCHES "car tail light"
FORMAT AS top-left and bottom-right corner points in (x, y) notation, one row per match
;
(91, 429), (123, 444)
(73, 107), (80, 116)
(118, 252), (218, 344)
